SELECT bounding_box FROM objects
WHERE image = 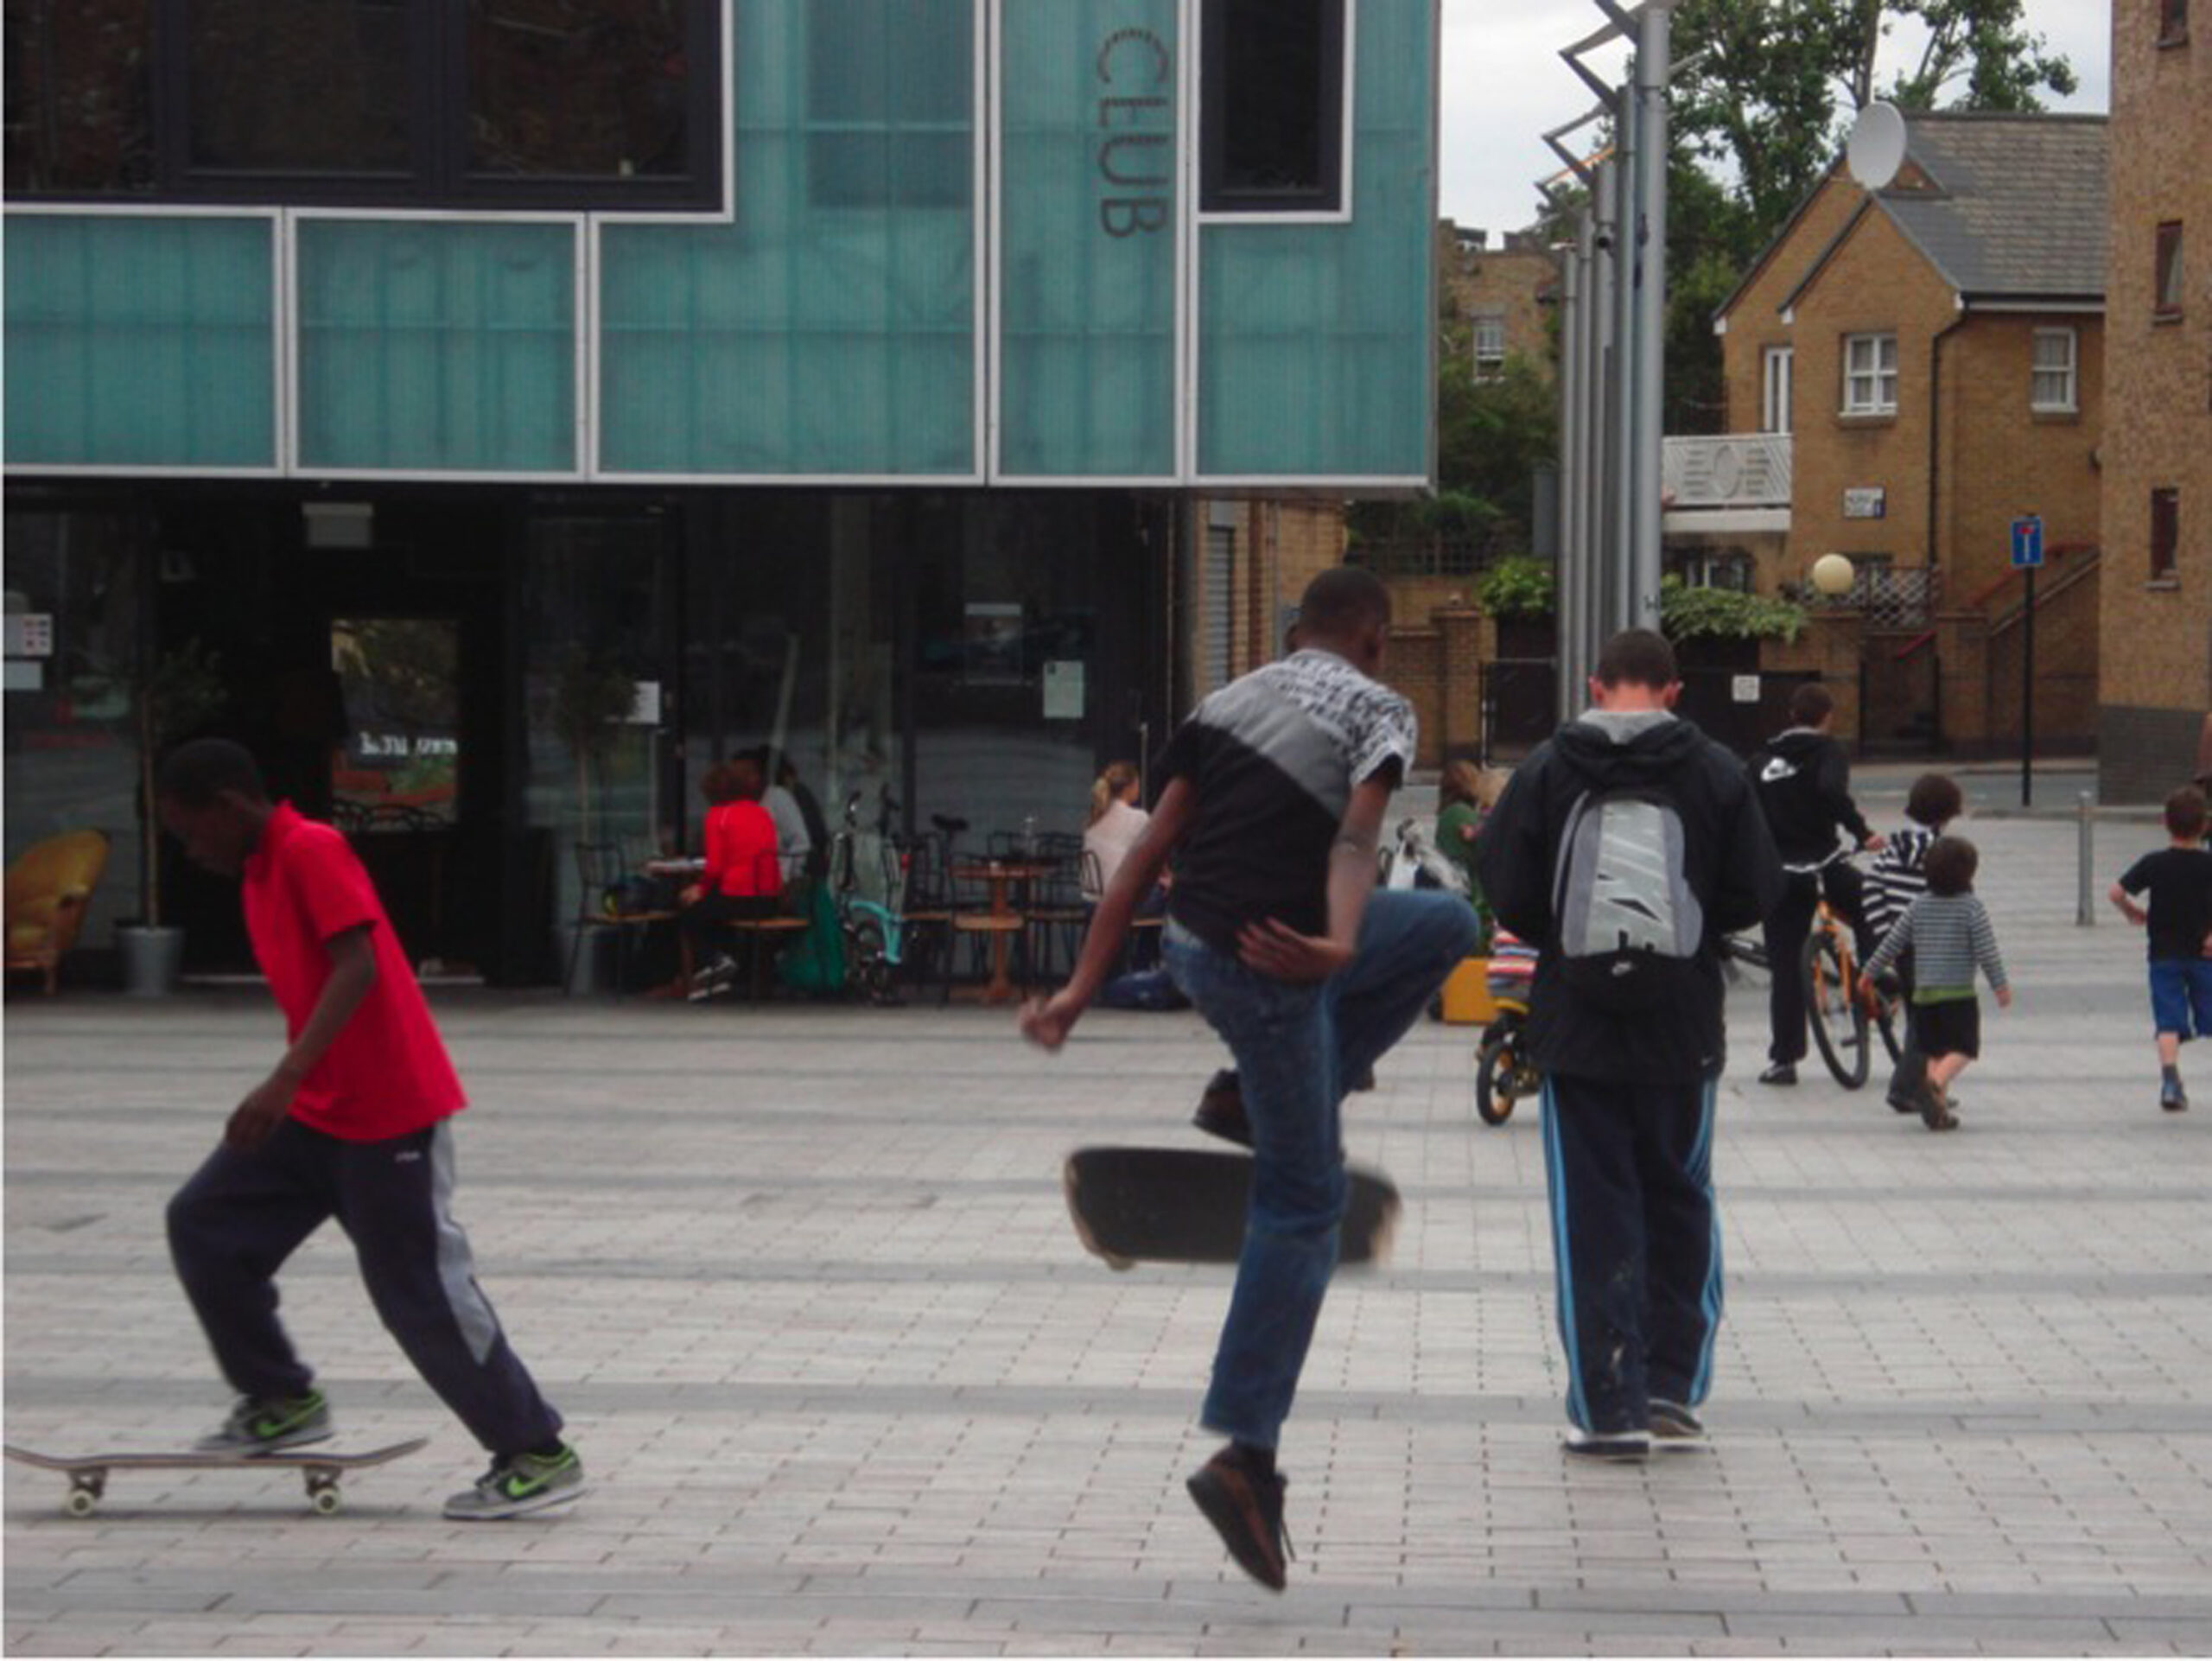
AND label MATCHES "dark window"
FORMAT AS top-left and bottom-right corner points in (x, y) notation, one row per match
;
(2155, 221), (2185, 318)
(1200, 0), (1345, 214)
(2159, 0), (2189, 44)
(4, 0), (721, 209)
(806, 0), (969, 209)
(2151, 488), (2180, 580)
